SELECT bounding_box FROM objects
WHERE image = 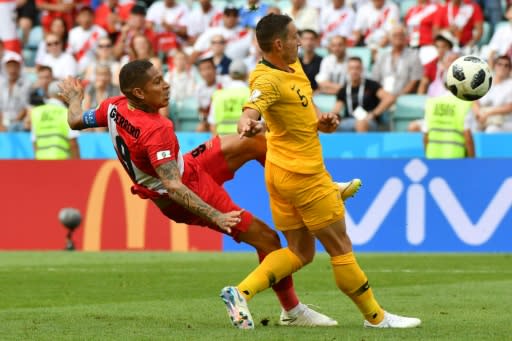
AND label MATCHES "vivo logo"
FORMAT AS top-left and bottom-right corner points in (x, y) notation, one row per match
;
(346, 159), (512, 246)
